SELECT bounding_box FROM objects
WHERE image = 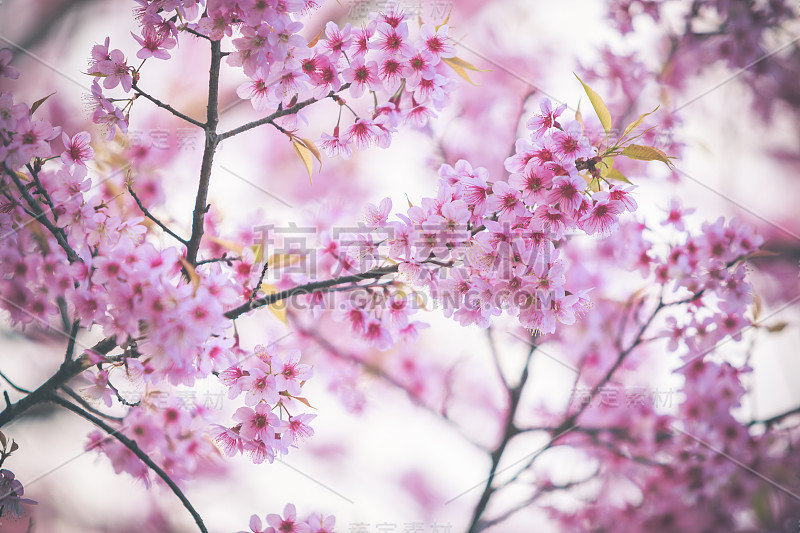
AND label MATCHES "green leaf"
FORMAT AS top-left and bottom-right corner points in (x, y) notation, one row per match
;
(30, 92), (56, 115)
(621, 106), (659, 139)
(605, 168), (632, 184)
(292, 140), (315, 184)
(766, 321), (788, 333)
(575, 75), (611, 134)
(442, 57), (490, 86)
(620, 144), (671, 165)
